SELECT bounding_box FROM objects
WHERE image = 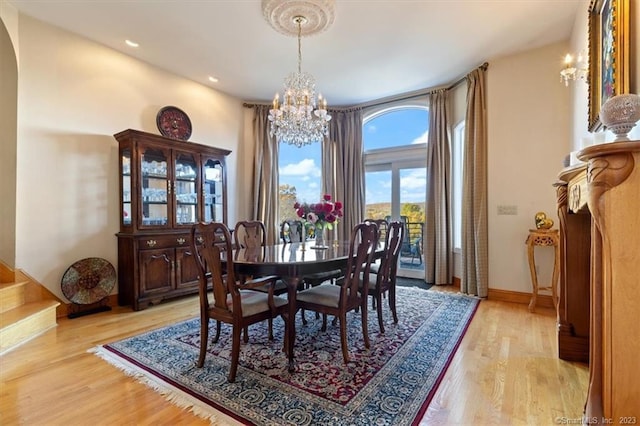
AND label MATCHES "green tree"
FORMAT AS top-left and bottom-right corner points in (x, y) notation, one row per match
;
(401, 203), (425, 224)
(279, 184), (299, 222)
